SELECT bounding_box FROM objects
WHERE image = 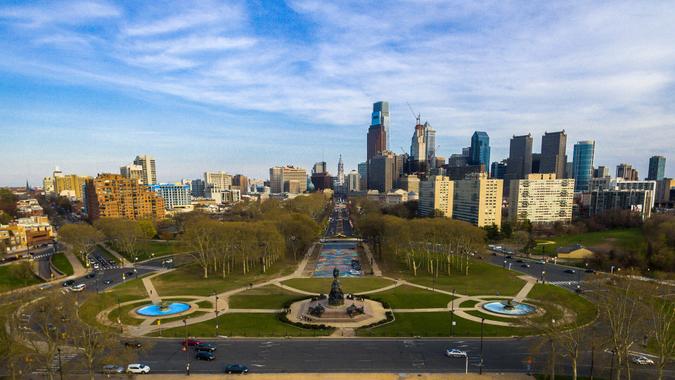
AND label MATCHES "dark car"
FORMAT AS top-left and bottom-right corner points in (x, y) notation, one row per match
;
(102, 364), (124, 374)
(182, 338), (201, 347)
(505, 255), (512, 259)
(564, 269), (576, 274)
(124, 271), (135, 277)
(224, 364), (249, 374)
(62, 280), (75, 287)
(195, 343), (216, 352)
(521, 263), (531, 268)
(585, 268), (595, 273)
(124, 341), (143, 348)
(196, 351), (215, 361)
(86, 272), (96, 278)
(516, 259), (524, 263)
